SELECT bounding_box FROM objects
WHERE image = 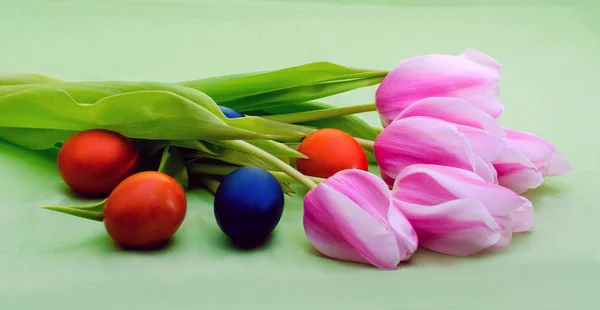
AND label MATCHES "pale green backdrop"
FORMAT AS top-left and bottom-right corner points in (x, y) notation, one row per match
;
(1, 0), (599, 309)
